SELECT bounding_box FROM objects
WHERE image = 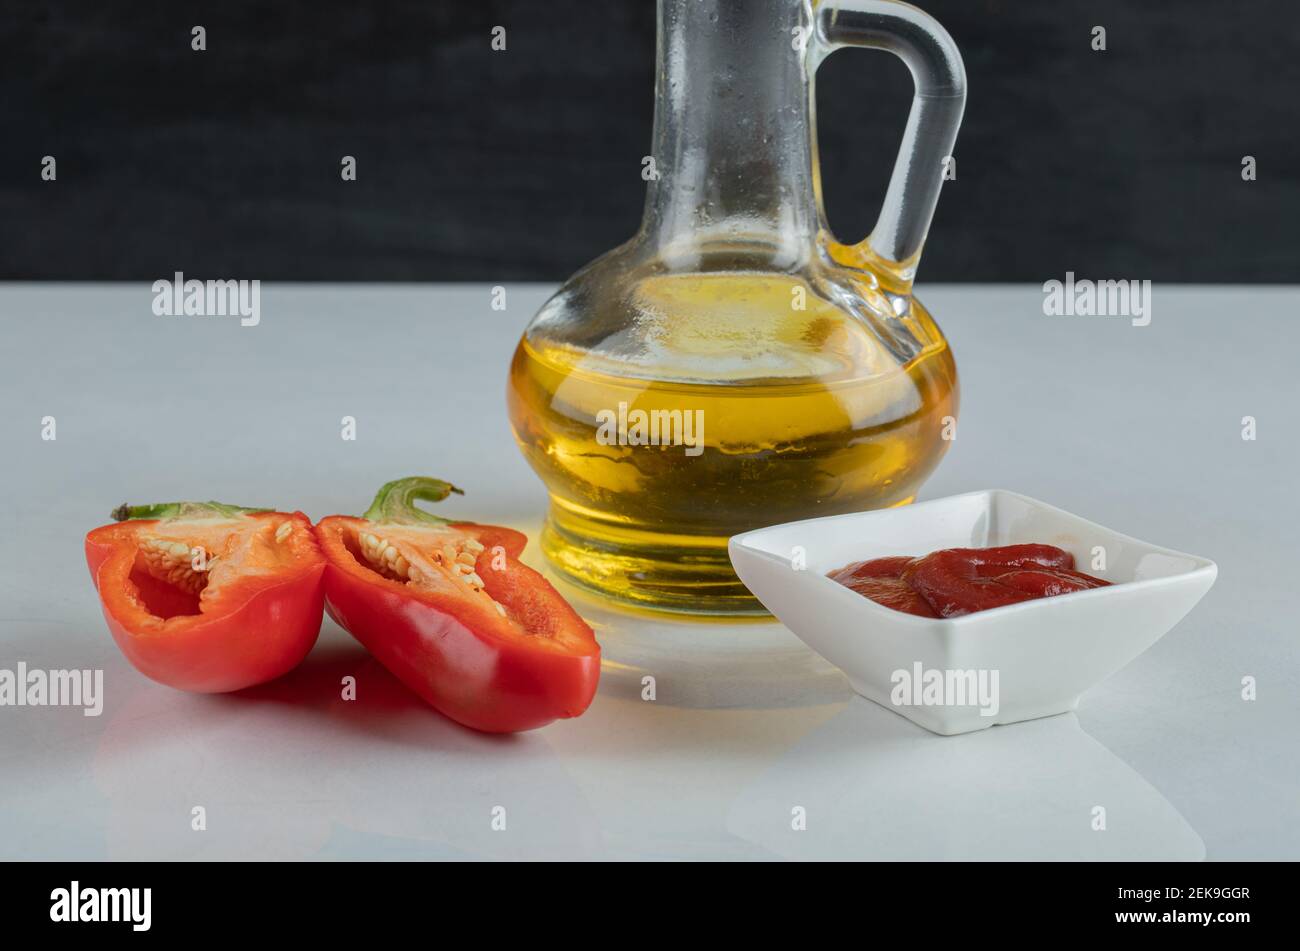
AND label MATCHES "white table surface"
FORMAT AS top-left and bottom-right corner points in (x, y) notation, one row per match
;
(1, 282), (1296, 860)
